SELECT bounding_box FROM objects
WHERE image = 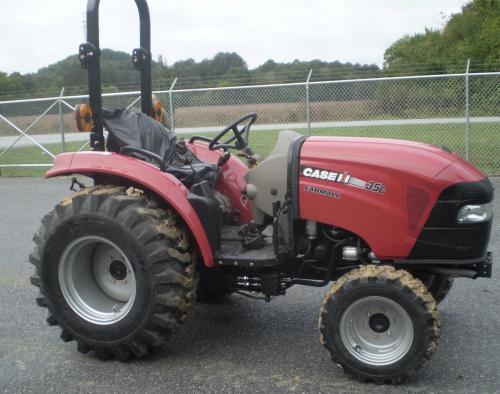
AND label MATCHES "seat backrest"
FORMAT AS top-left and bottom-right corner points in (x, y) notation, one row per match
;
(103, 108), (178, 164)
(103, 108), (220, 188)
